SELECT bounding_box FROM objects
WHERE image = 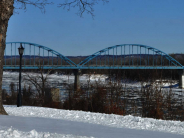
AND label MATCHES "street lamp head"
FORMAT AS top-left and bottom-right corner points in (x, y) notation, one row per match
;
(18, 43), (24, 56)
